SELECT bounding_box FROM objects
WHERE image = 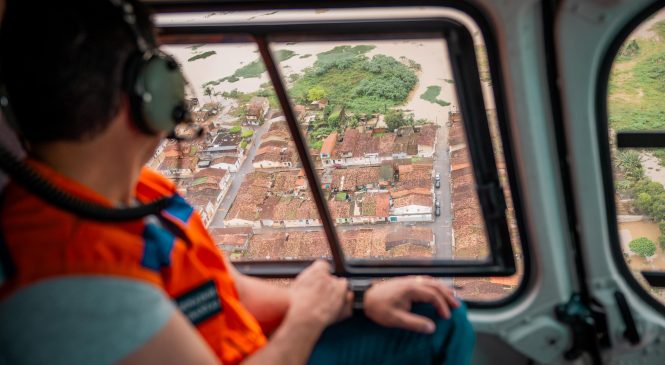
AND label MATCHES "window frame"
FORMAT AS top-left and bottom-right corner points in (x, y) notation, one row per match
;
(595, 0), (665, 316)
(151, 1), (531, 305)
